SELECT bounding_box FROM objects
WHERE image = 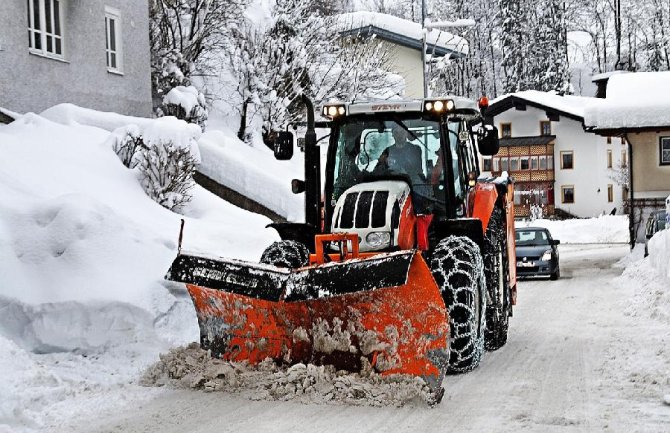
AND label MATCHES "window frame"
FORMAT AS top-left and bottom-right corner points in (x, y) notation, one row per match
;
(561, 185), (575, 204)
(500, 123), (512, 138)
(560, 151), (574, 170)
(660, 137), (670, 166)
(105, 5), (123, 74)
(621, 149), (628, 167)
(607, 184), (613, 202)
(482, 157), (492, 172)
(607, 149), (612, 168)
(540, 120), (552, 136)
(27, 0), (65, 60)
